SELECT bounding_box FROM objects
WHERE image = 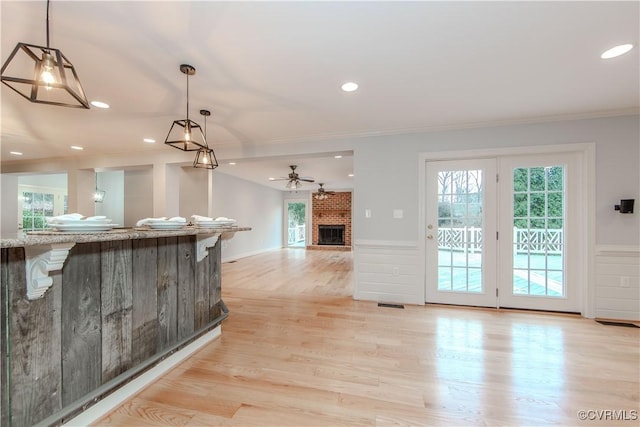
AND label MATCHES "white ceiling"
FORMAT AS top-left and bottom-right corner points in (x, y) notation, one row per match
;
(1, 1), (638, 190)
